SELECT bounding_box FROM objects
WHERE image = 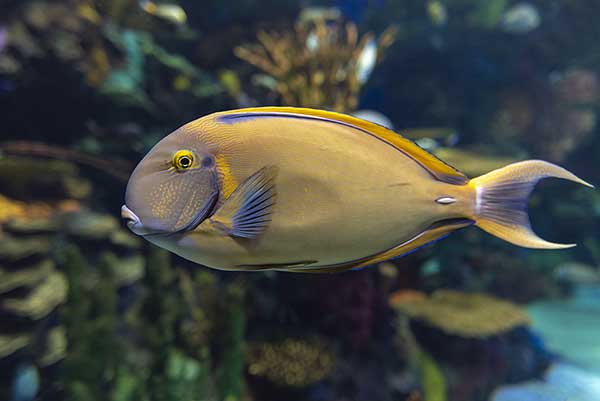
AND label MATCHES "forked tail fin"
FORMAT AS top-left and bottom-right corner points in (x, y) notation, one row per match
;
(470, 160), (593, 249)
